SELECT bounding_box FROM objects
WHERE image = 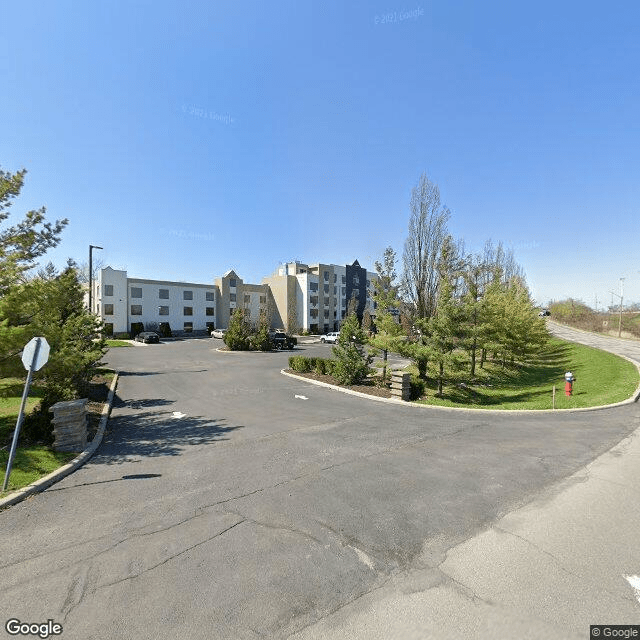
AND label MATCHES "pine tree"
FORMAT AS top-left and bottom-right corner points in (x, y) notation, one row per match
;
(224, 308), (251, 350)
(332, 311), (372, 385)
